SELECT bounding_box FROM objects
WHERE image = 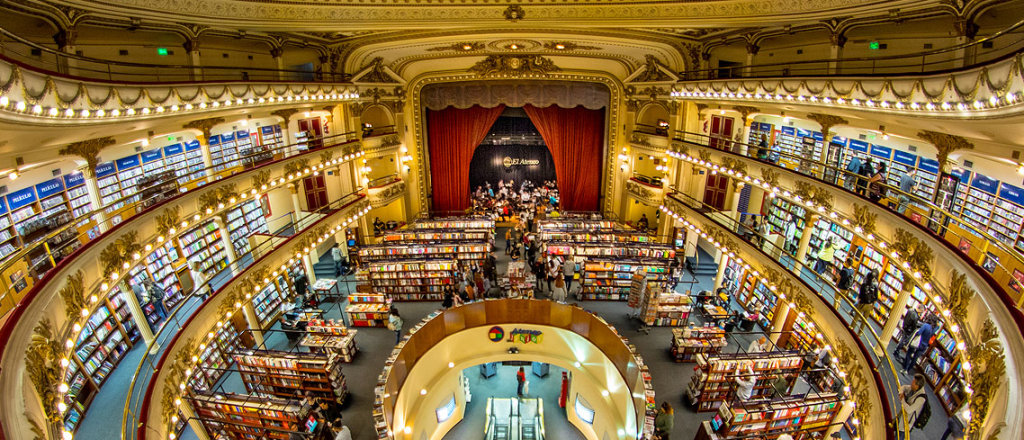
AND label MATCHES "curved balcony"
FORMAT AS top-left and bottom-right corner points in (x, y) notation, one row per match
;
(0, 134), (367, 440)
(662, 137), (1023, 439)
